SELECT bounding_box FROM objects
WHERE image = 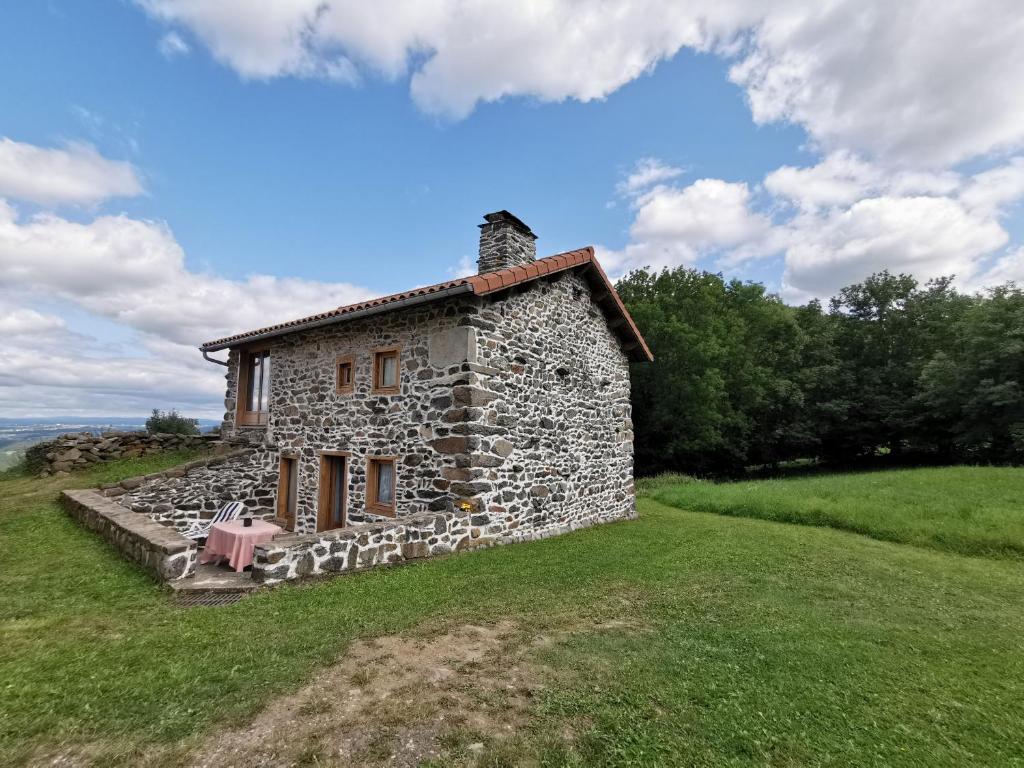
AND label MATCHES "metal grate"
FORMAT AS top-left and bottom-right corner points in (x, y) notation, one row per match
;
(174, 591), (248, 608)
